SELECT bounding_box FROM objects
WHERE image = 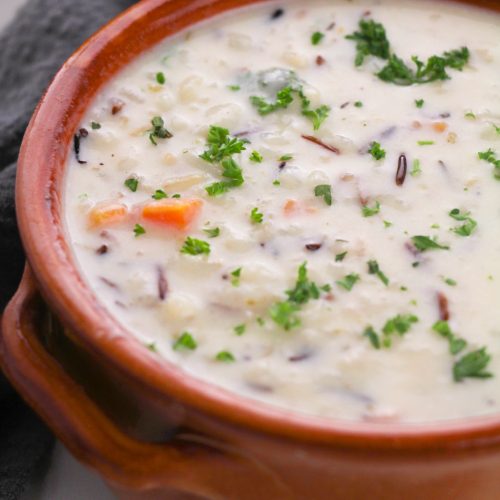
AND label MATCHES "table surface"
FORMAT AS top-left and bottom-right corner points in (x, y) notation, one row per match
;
(2, 1), (115, 497)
